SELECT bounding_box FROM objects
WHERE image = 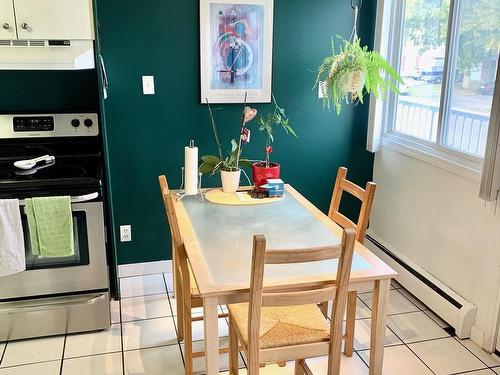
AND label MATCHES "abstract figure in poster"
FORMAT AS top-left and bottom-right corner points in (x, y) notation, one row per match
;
(210, 4), (263, 90)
